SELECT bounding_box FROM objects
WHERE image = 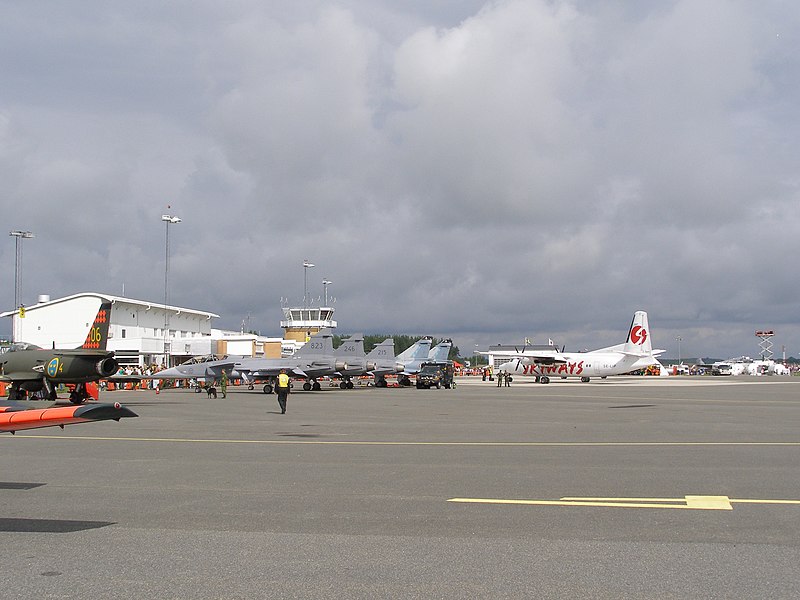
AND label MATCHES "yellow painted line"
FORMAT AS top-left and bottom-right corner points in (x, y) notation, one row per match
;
(448, 495), (800, 510)
(5, 435), (800, 447)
